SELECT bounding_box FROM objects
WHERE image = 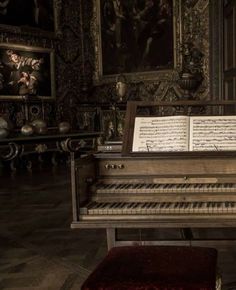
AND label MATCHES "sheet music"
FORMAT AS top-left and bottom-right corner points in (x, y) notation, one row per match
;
(132, 116), (189, 152)
(190, 116), (236, 151)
